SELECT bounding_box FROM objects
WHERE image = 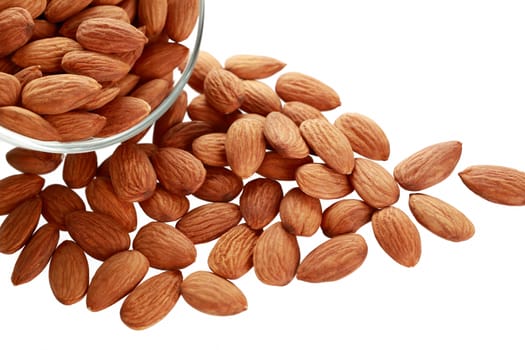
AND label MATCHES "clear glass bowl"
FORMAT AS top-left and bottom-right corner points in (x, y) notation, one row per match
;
(0, 0), (205, 154)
